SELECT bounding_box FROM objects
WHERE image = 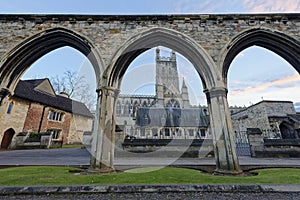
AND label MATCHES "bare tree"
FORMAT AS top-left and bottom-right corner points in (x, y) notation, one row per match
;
(50, 70), (96, 111)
